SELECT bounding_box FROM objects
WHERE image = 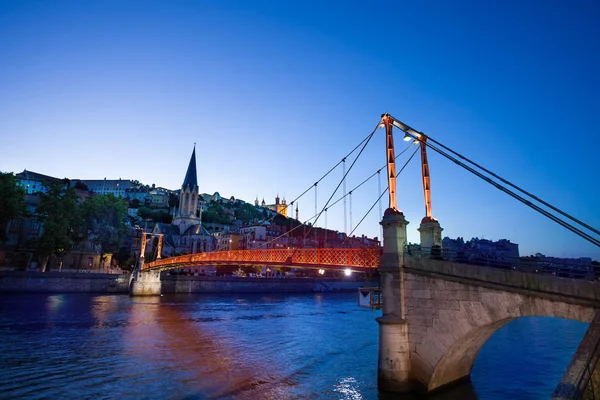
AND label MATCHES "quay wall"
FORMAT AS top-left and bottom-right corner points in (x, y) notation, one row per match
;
(0, 271), (131, 293)
(160, 275), (367, 293)
(0, 271), (369, 294)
